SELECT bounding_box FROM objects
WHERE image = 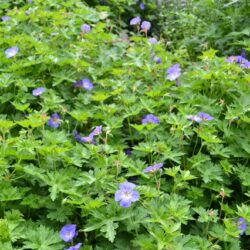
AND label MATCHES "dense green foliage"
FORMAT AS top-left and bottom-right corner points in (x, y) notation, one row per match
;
(0, 0), (250, 249)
